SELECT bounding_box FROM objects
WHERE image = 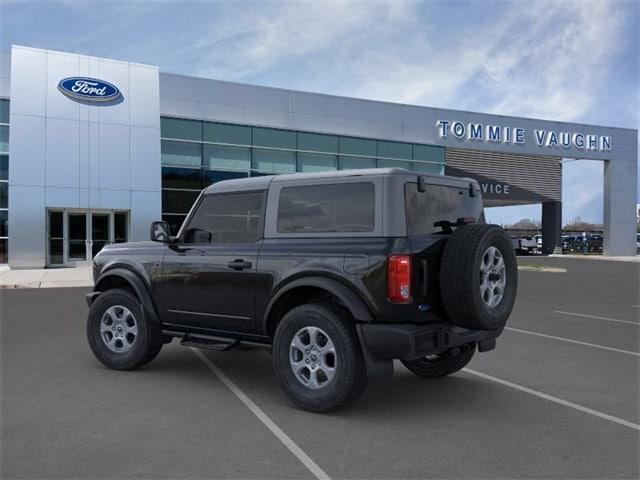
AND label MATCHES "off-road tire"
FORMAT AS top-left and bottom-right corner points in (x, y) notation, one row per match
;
(401, 344), (475, 378)
(440, 224), (517, 330)
(273, 303), (368, 412)
(87, 288), (163, 370)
